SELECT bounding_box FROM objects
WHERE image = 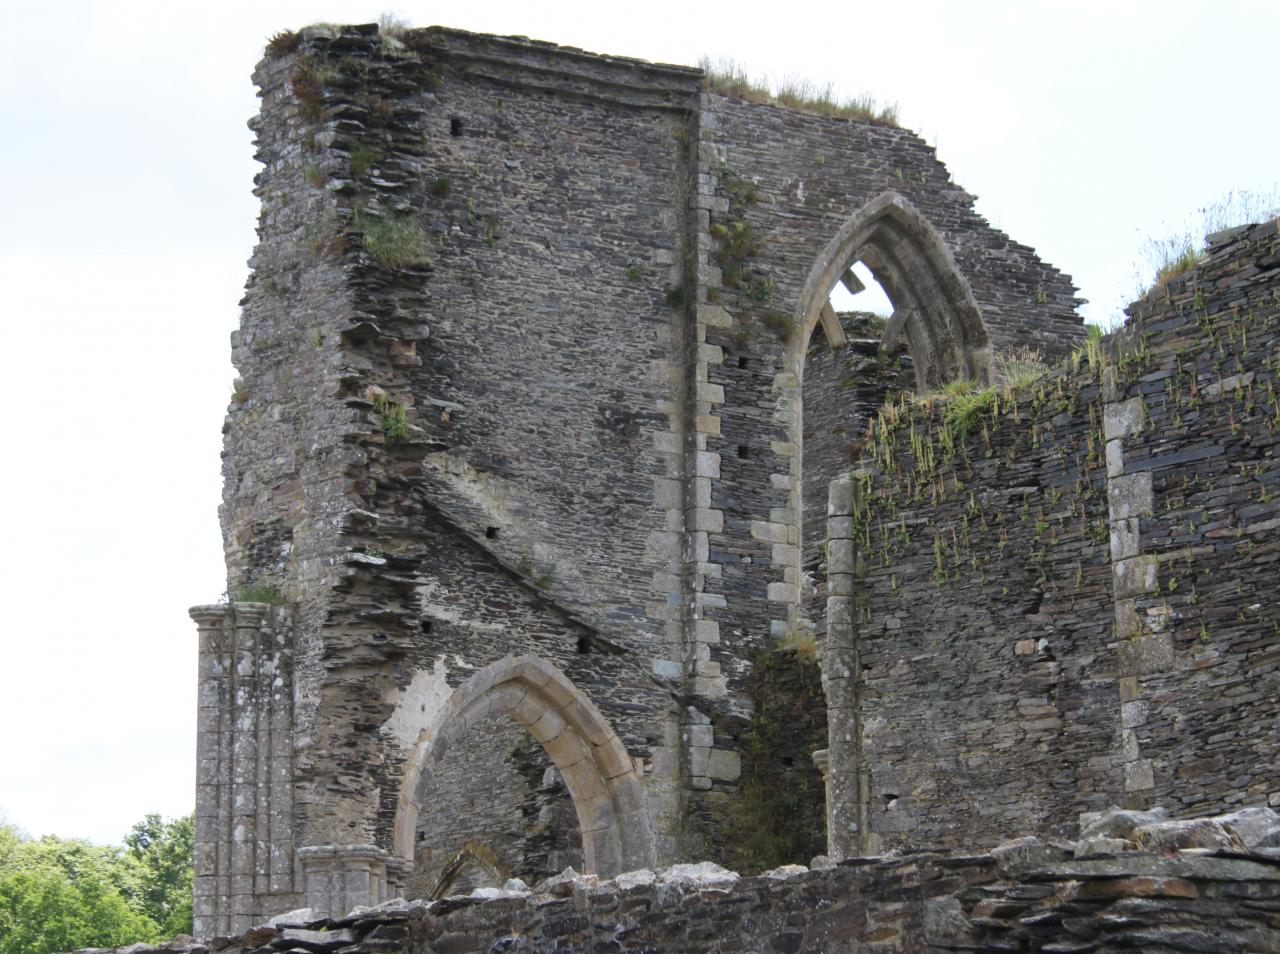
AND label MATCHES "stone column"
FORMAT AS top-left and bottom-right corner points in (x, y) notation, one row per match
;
(299, 844), (395, 917)
(189, 602), (297, 938)
(190, 604), (228, 939)
(822, 473), (867, 859)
